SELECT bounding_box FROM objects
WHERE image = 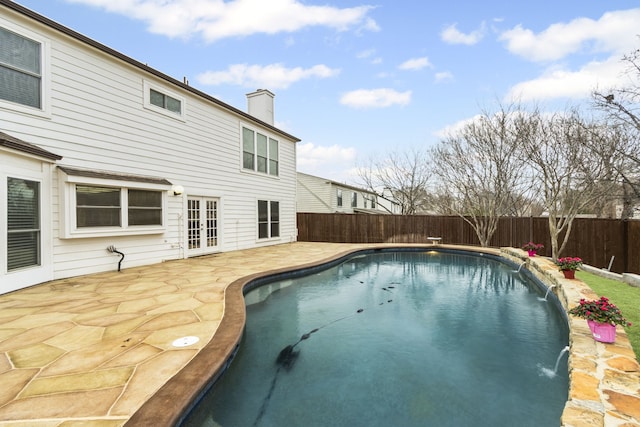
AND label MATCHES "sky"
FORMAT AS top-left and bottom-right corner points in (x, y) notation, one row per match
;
(11, 0), (640, 184)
